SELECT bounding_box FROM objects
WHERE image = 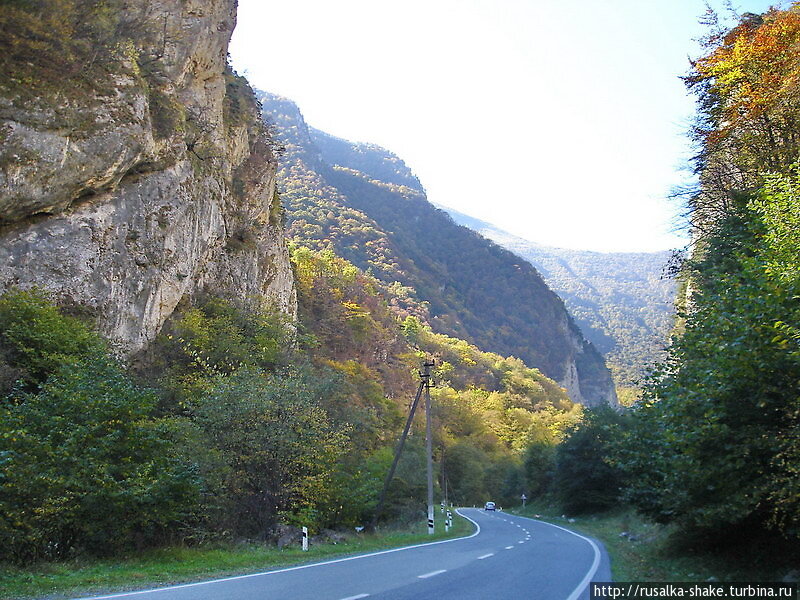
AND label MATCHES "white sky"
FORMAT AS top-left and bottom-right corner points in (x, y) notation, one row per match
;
(230, 0), (780, 253)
